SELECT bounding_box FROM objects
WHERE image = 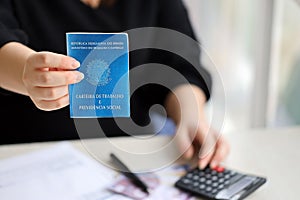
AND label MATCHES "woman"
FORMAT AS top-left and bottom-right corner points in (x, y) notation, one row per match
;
(0, 0), (229, 169)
